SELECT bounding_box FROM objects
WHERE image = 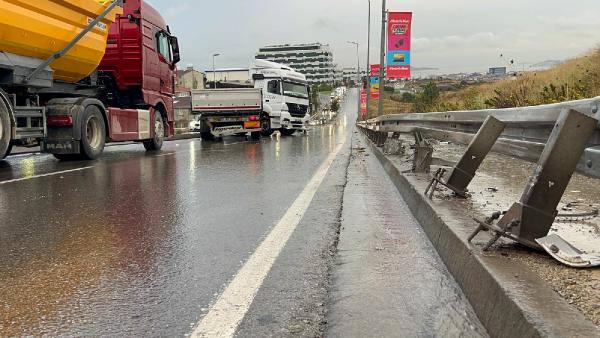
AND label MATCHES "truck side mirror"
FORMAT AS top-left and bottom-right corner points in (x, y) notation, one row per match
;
(170, 36), (181, 65)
